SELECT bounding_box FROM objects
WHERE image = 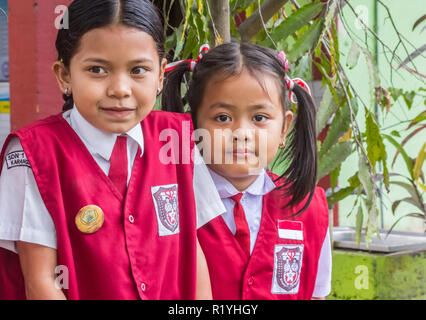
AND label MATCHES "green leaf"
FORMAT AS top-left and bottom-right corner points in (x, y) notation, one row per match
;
(387, 213), (425, 235)
(326, 185), (356, 205)
(330, 163), (341, 189)
(293, 54), (313, 82)
(365, 109), (389, 190)
(393, 197), (424, 213)
(390, 130), (401, 137)
(389, 181), (419, 201)
(271, 2), (325, 43)
(346, 41), (361, 69)
(348, 172), (361, 188)
(319, 103), (351, 158)
(413, 142), (426, 181)
(269, 148), (290, 177)
(173, 24), (185, 60)
(316, 86), (339, 136)
(355, 205), (363, 245)
(362, 48), (380, 107)
(389, 87), (403, 101)
(408, 110), (426, 129)
(383, 134), (414, 178)
(287, 19), (324, 62)
(318, 141), (352, 180)
(182, 29), (197, 59)
(402, 90), (416, 110)
(358, 155), (377, 247)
